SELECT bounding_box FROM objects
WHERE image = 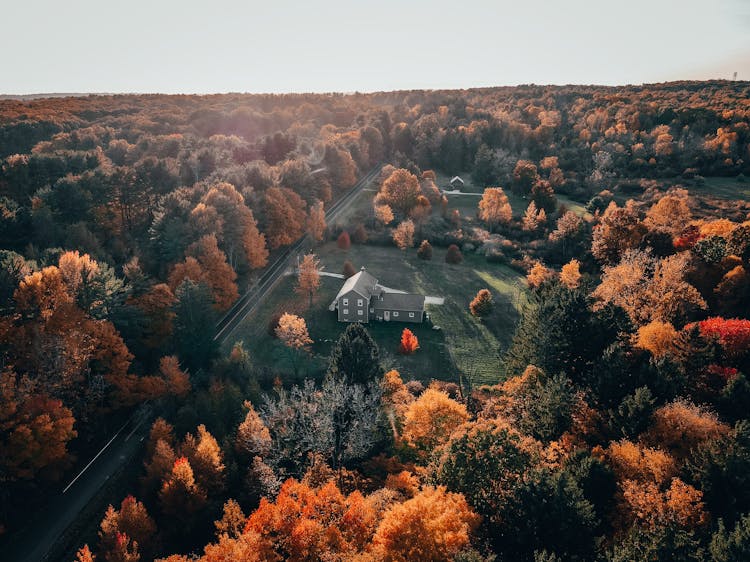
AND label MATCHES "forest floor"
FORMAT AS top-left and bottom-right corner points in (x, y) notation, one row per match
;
(227, 241), (528, 388)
